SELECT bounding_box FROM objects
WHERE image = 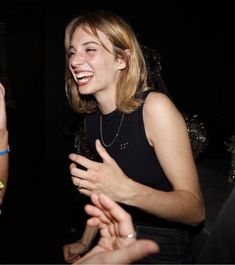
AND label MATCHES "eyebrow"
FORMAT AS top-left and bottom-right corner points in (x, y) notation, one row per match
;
(69, 41), (101, 50)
